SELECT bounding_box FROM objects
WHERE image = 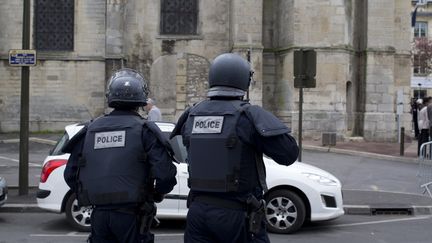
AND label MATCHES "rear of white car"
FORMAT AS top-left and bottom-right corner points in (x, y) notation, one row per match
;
(36, 123), (182, 231)
(37, 124), (83, 212)
(37, 122), (344, 233)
